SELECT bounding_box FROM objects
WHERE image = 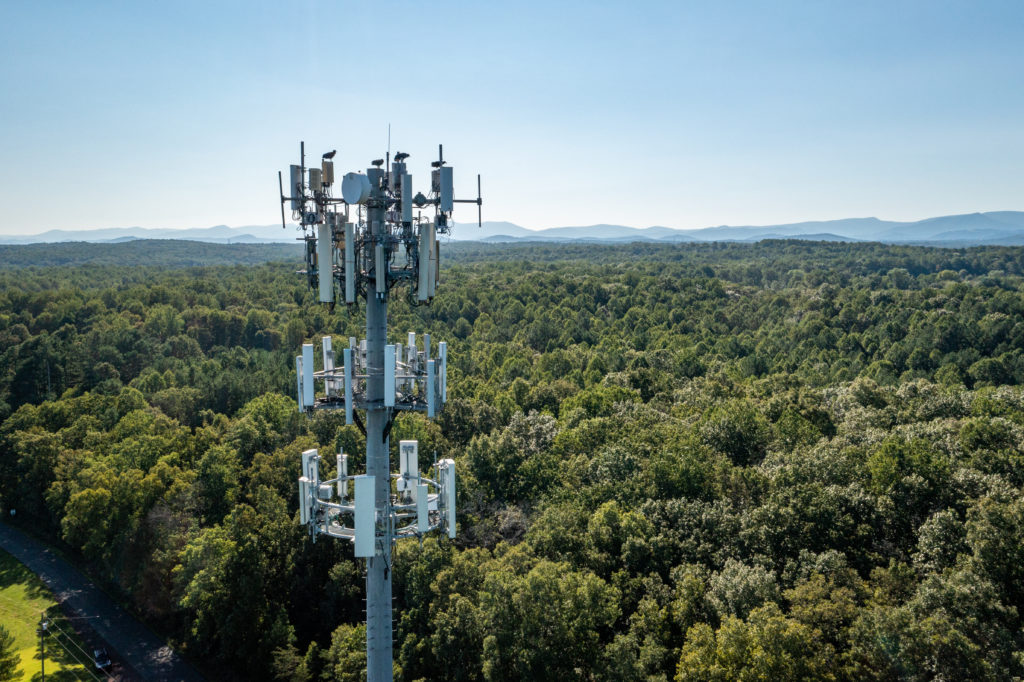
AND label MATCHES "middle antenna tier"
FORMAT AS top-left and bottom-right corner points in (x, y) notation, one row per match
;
(295, 332), (448, 421)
